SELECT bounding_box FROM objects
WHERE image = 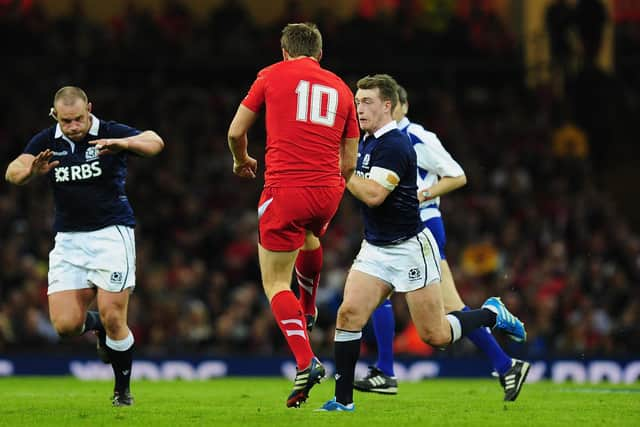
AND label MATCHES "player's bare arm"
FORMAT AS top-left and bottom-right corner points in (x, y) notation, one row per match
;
(90, 130), (164, 157)
(340, 137), (359, 182)
(418, 174), (467, 202)
(227, 104), (258, 178)
(347, 174), (392, 208)
(5, 150), (60, 185)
